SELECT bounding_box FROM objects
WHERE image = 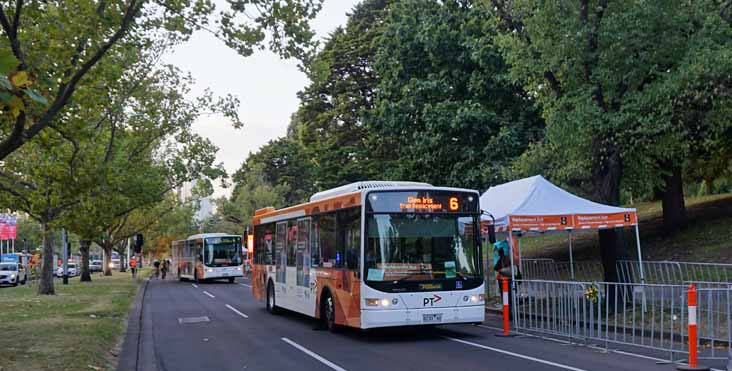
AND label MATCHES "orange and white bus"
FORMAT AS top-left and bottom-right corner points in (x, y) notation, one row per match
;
(251, 181), (485, 331)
